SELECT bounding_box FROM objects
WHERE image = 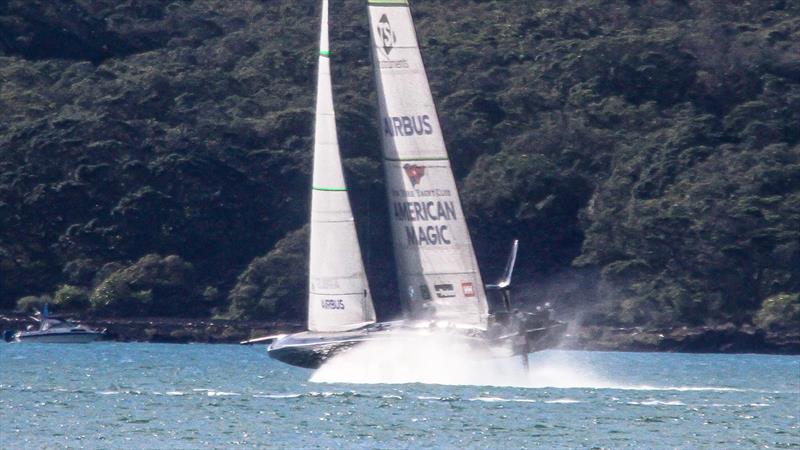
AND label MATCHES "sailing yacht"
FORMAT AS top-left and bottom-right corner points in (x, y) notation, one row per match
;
(265, 0), (565, 369)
